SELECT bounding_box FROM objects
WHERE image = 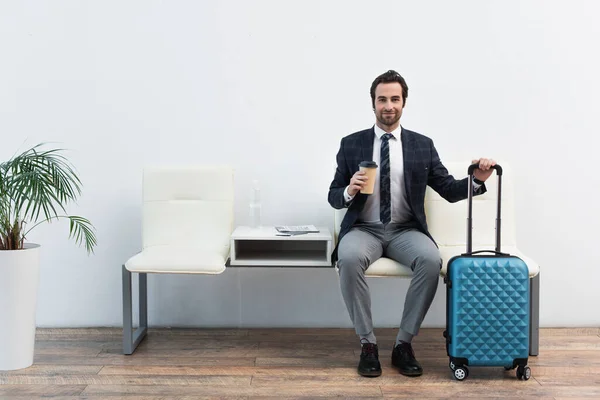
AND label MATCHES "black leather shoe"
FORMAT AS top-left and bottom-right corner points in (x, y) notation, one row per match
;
(358, 342), (382, 377)
(391, 342), (423, 377)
